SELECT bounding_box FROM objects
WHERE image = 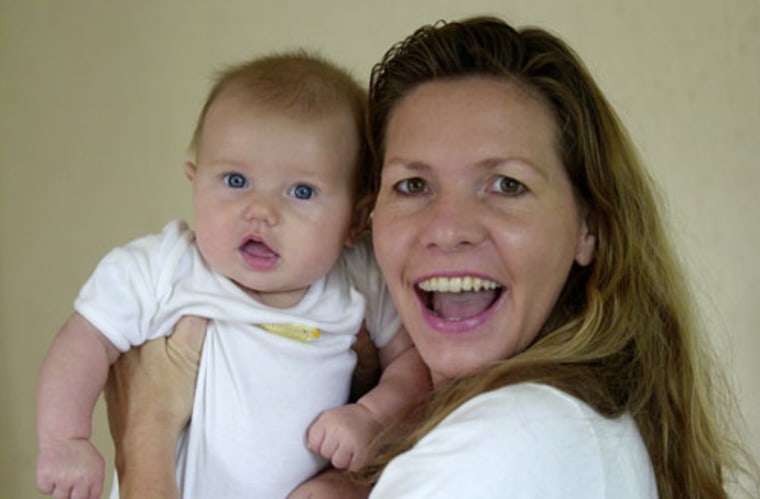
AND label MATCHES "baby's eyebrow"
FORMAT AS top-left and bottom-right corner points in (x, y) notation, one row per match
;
(206, 158), (250, 171)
